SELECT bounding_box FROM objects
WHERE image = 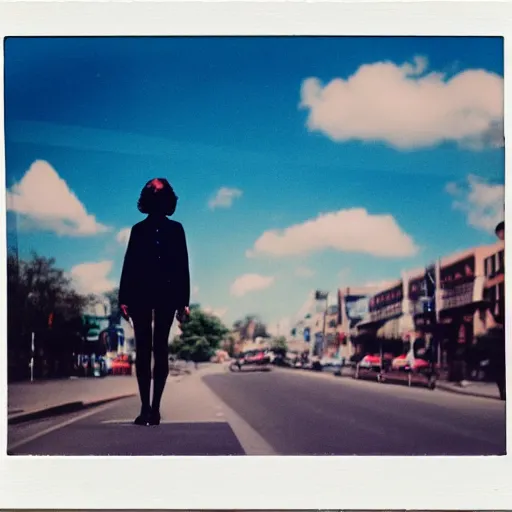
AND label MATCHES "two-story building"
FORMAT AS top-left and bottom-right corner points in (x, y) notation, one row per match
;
(437, 242), (503, 380)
